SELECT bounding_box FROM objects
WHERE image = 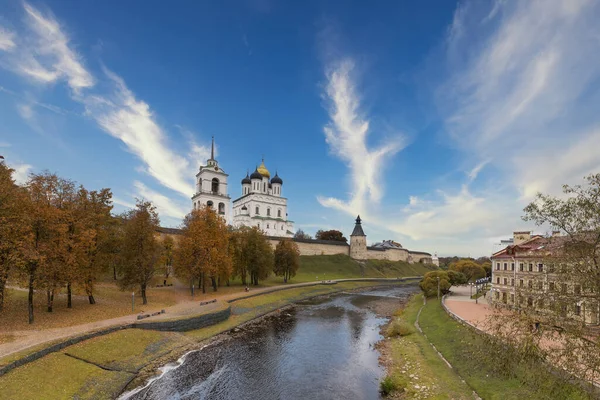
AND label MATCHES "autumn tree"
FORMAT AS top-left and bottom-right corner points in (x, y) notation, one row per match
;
(175, 206), (232, 293)
(0, 163), (29, 312)
(229, 227), (250, 285)
(119, 200), (160, 304)
(293, 229), (312, 240)
(449, 259), (485, 282)
(230, 227), (273, 286)
(273, 239), (300, 283)
(315, 229), (348, 243)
